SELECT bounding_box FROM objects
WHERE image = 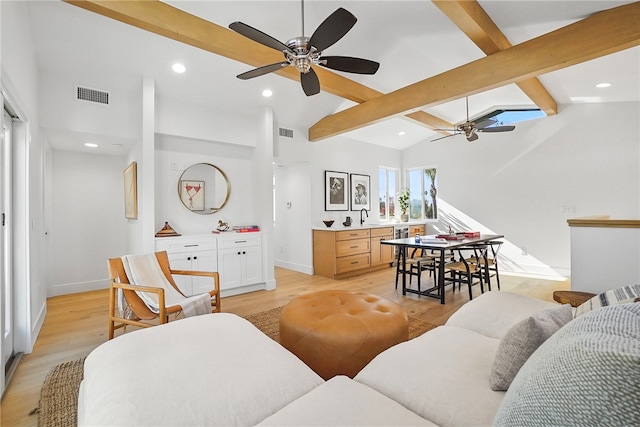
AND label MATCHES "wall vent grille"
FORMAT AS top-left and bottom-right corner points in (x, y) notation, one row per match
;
(279, 127), (294, 138)
(76, 86), (109, 105)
